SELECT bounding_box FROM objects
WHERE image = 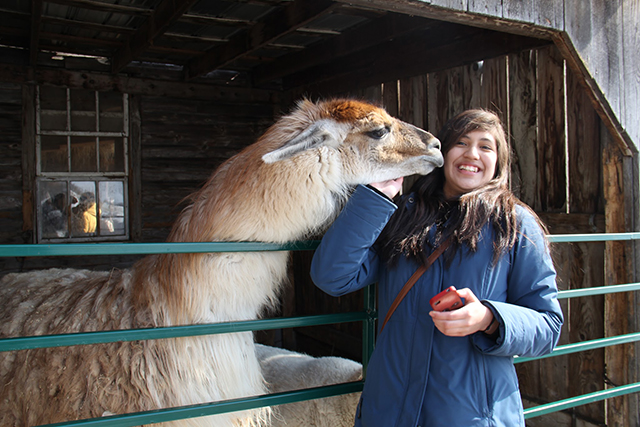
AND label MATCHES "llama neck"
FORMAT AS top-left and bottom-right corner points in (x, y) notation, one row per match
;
(136, 250), (290, 326)
(143, 149), (349, 325)
(170, 149), (350, 244)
